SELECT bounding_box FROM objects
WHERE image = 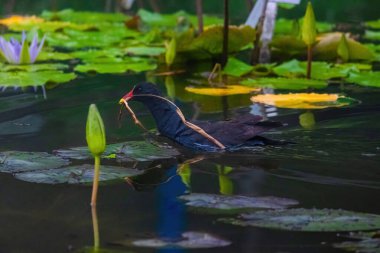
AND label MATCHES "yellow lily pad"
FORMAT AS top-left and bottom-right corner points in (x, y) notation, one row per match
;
(186, 85), (259, 96)
(251, 93), (356, 109)
(0, 15), (44, 26)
